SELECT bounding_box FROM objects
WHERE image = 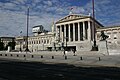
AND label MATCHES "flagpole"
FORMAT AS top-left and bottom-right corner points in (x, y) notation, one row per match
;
(25, 7), (29, 51)
(91, 0), (98, 51)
